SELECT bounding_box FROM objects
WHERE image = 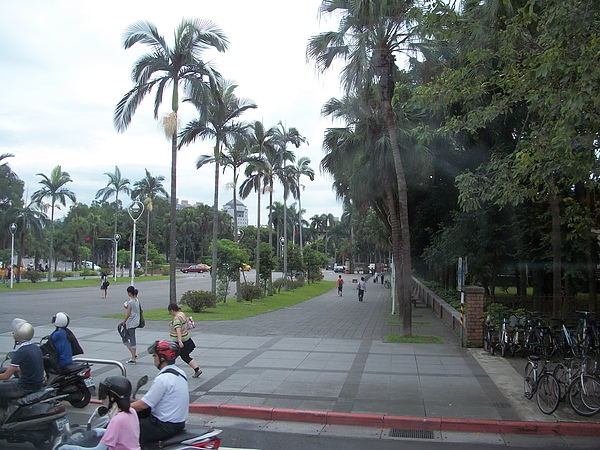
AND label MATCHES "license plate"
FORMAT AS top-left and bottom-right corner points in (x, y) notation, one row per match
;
(55, 416), (69, 432)
(84, 377), (95, 388)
